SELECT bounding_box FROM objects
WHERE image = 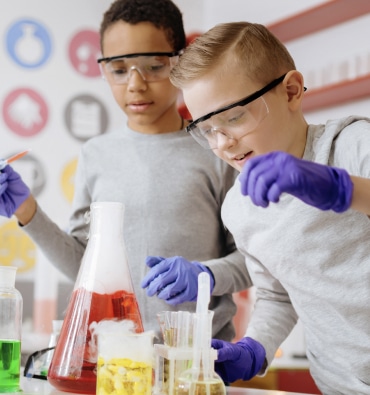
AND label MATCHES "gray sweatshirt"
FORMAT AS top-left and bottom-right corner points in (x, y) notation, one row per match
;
(23, 125), (252, 341)
(222, 116), (370, 394)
